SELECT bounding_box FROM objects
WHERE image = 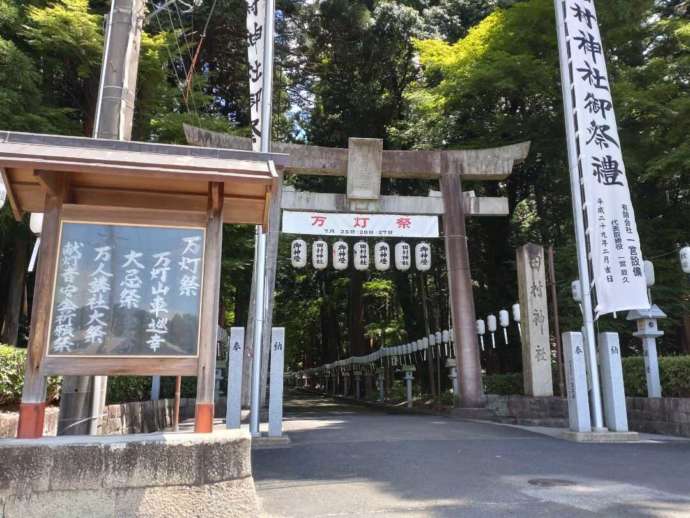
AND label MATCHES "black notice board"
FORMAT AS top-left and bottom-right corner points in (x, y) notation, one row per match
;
(48, 222), (205, 357)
